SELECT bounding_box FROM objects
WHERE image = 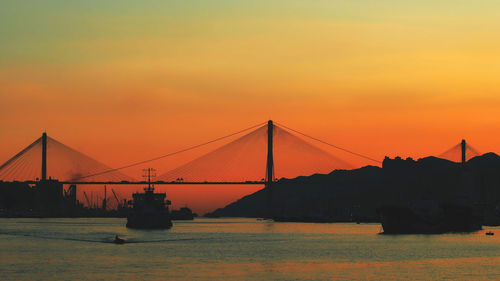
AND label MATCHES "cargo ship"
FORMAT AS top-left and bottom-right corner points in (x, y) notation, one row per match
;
(126, 168), (172, 229)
